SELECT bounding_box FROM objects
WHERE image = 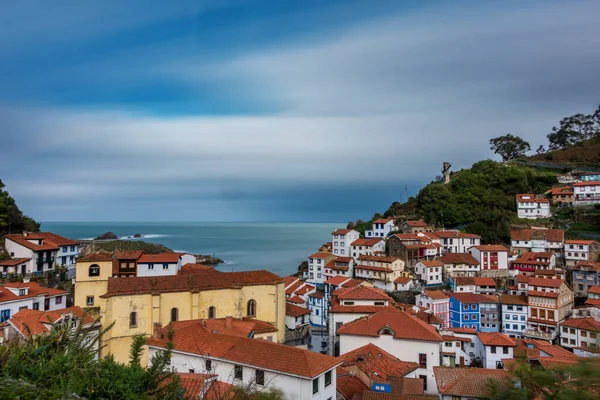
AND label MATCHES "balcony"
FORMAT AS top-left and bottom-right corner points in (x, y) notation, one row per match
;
(37, 257), (55, 266)
(524, 329), (556, 340)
